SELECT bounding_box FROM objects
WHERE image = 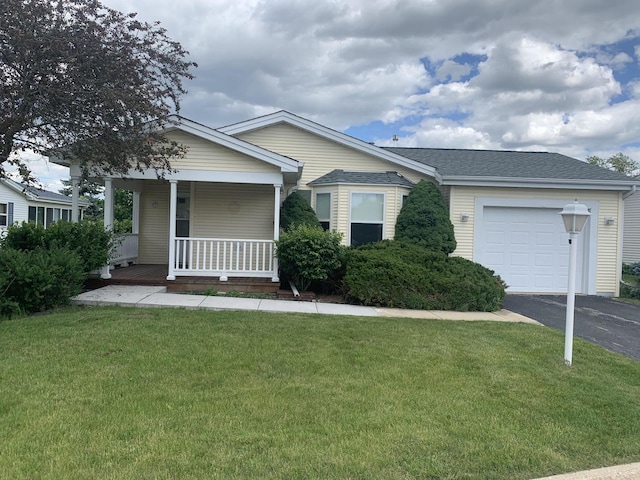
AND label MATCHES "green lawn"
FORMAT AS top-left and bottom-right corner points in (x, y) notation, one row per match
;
(1, 307), (639, 479)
